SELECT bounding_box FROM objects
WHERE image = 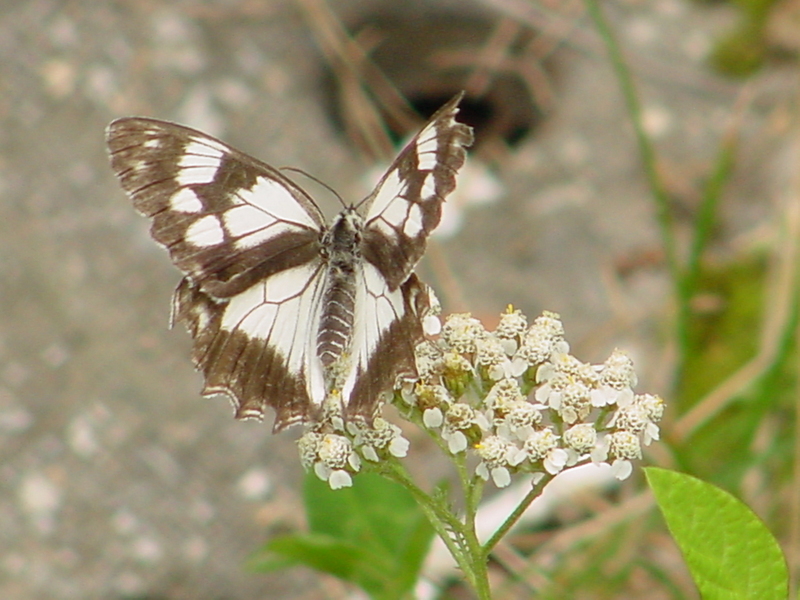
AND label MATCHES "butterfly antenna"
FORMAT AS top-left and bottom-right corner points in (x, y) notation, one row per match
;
(281, 166), (347, 208)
